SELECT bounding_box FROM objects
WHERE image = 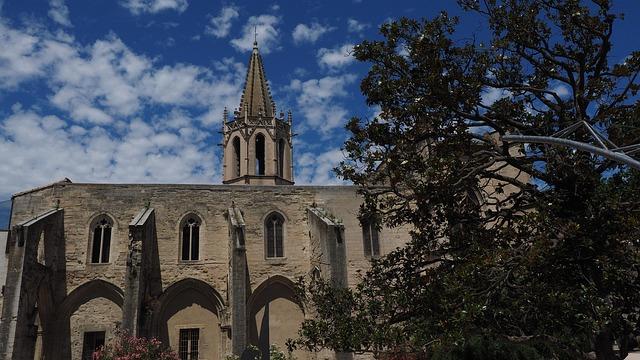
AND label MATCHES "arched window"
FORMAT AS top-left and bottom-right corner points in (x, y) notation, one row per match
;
(361, 218), (380, 258)
(278, 139), (285, 177)
(91, 217), (112, 263)
(181, 216), (200, 261)
(265, 212), (284, 258)
(232, 136), (241, 177)
(255, 133), (265, 175)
